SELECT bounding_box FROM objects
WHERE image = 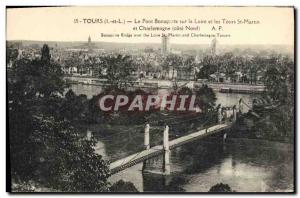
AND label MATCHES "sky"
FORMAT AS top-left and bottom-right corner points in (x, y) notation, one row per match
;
(6, 6), (294, 45)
